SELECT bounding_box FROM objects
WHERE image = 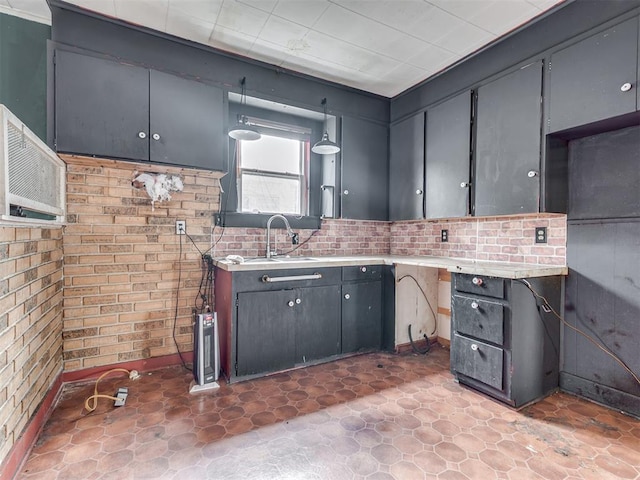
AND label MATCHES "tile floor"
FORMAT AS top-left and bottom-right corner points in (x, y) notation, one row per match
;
(17, 346), (640, 480)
